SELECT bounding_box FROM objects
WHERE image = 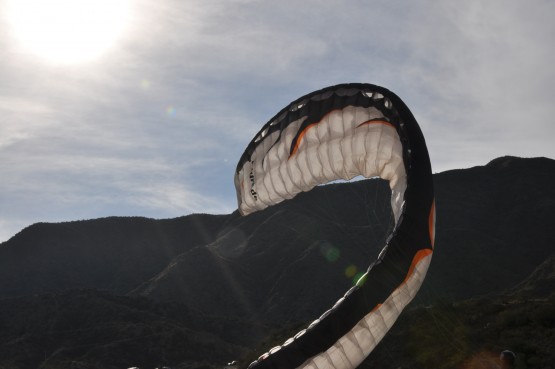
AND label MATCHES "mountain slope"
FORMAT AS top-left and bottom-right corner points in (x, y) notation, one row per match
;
(0, 214), (228, 297)
(421, 156), (555, 302)
(358, 252), (555, 369)
(0, 156), (554, 368)
(509, 254), (555, 299)
(131, 179), (394, 325)
(1, 157), (554, 309)
(0, 289), (249, 369)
